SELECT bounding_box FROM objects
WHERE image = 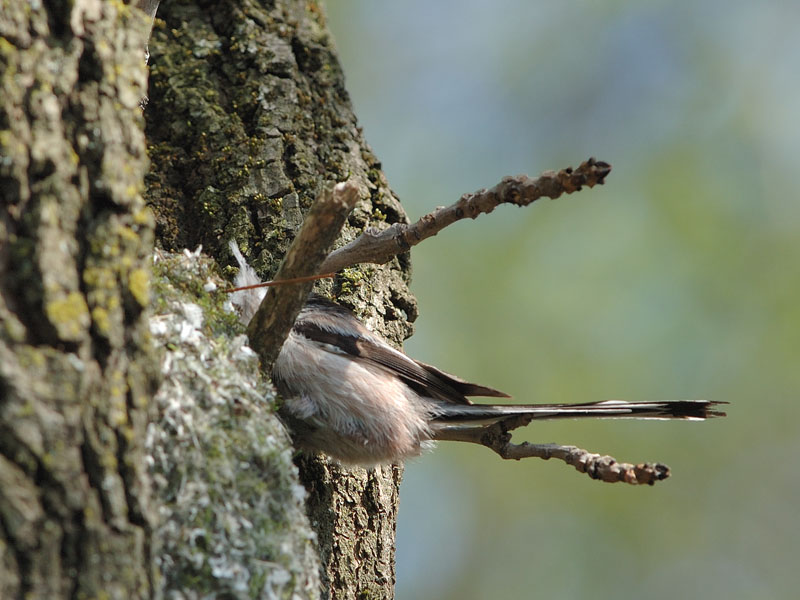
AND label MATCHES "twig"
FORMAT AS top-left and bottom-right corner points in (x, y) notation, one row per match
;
(319, 158), (611, 273)
(497, 442), (670, 485)
(437, 413), (671, 485)
(246, 181), (360, 368)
